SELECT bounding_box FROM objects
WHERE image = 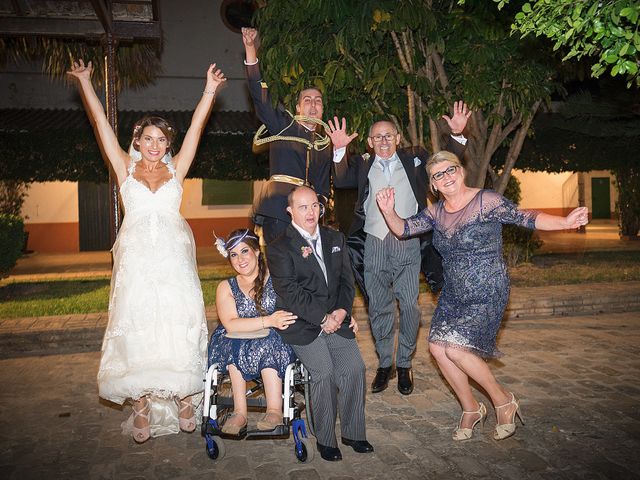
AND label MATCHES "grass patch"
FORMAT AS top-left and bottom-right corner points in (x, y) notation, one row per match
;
(1, 252), (638, 319)
(0, 265), (235, 319)
(510, 251), (640, 287)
